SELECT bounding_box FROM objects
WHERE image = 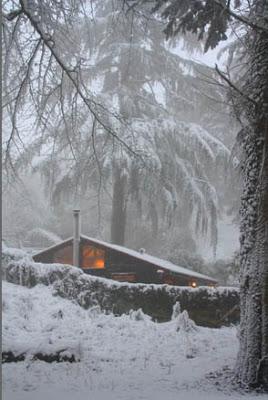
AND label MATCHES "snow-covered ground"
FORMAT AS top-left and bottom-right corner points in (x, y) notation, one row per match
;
(2, 281), (263, 400)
